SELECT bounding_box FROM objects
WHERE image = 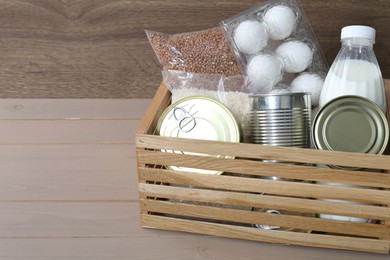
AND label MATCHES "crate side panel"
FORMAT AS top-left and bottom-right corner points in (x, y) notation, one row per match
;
(136, 135), (390, 170)
(139, 183), (389, 222)
(137, 149), (390, 188)
(135, 80), (390, 254)
(136, 83), (171, 135)
(137, 167), (390, 206)
(140, 198), (389, 239)
(141, 215), (390, 254)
